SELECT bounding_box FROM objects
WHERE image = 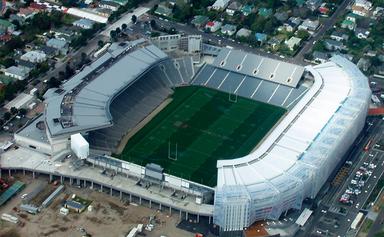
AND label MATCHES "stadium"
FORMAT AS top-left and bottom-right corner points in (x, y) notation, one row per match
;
(13, 39), (371, 233)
